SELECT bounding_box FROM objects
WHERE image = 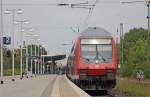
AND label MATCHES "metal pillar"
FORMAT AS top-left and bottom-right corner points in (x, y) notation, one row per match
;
(0, 0), (4, 84)
(147, 2), (150, 65)
(34, 45), (37, 76)
(20, 23), (23, 79)
(30, 44), (33, 75)
(42, 48), (44, 74)
(11, 10), (15, 81)
(26, 44), (28, 76)
(120, 23), (124, 65)
(40, 48), (42, 74)
(37, 45), (39, 75)
(147, 1), (150, 37)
